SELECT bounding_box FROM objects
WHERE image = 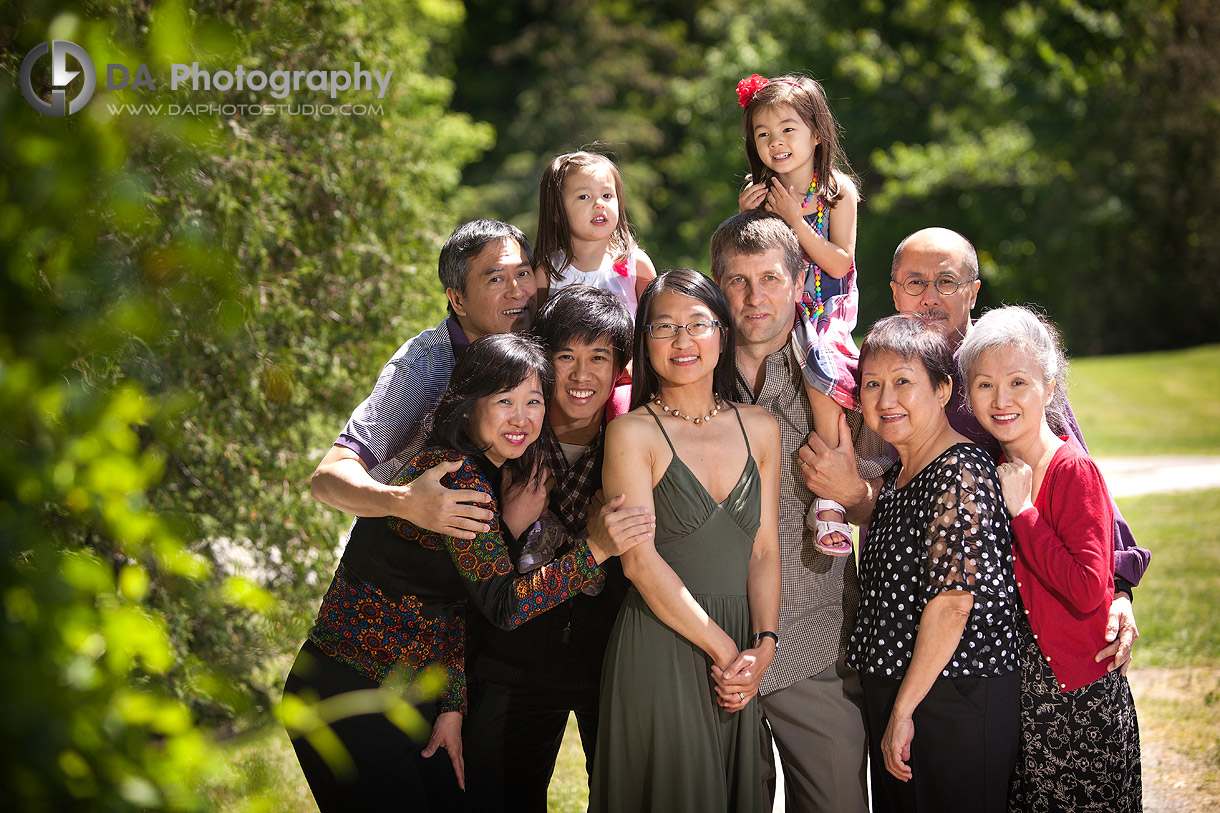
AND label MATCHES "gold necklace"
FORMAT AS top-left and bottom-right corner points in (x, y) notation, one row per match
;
(652, 394), (723, 425)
